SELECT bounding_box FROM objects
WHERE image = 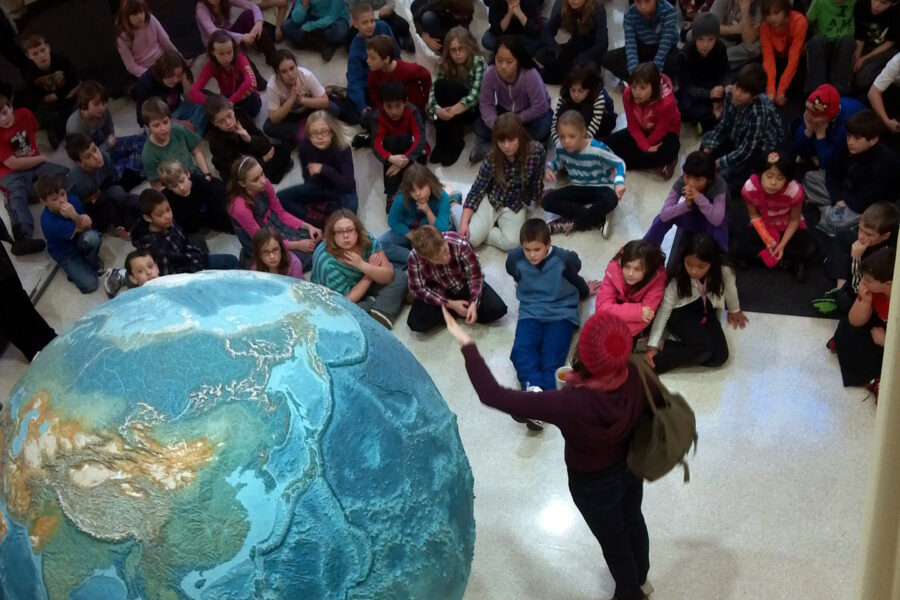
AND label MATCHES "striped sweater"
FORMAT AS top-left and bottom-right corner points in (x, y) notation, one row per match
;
(548, 139), (626, 188)
(623, 0), (678, 73)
